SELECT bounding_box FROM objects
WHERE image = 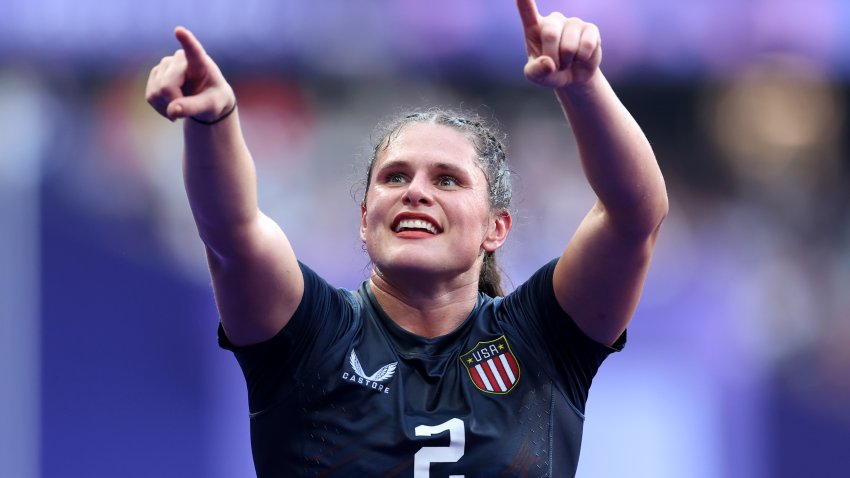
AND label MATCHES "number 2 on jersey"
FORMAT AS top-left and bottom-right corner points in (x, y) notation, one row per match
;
(413, 418), (465, 478)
